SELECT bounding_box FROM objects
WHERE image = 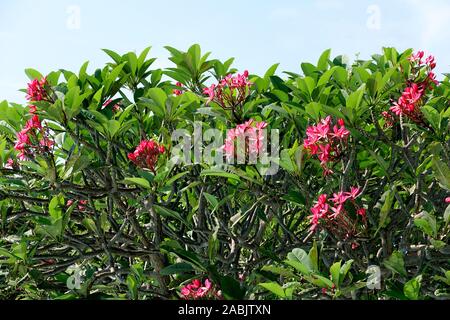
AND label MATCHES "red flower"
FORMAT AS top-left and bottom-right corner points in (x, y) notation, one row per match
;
(309, 187), (367, 239)
(303, 117), (350, 176)
(203, 84), (216, 103)
(180, 278), (220, 300)
(222, 119), (267, 162)
(173, 82), (184, 96)
(203, 70), (252, 109)
(26, 77), (50, 102)
(445, 197), (450, 204)
(29, 105), (37, 114)
(14, 131), (31, 151)
(67, 199), (88, 211)
(331, 192), (350, 205)
(14, 114), (54, 161)
(128, 139), (165, 173)
(4, 158), (15, 169)
(408, 51), (424, 64)
(357, 208), (366, 217)
(386, 51), (438, 127)
(346, 186), (361, 200)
